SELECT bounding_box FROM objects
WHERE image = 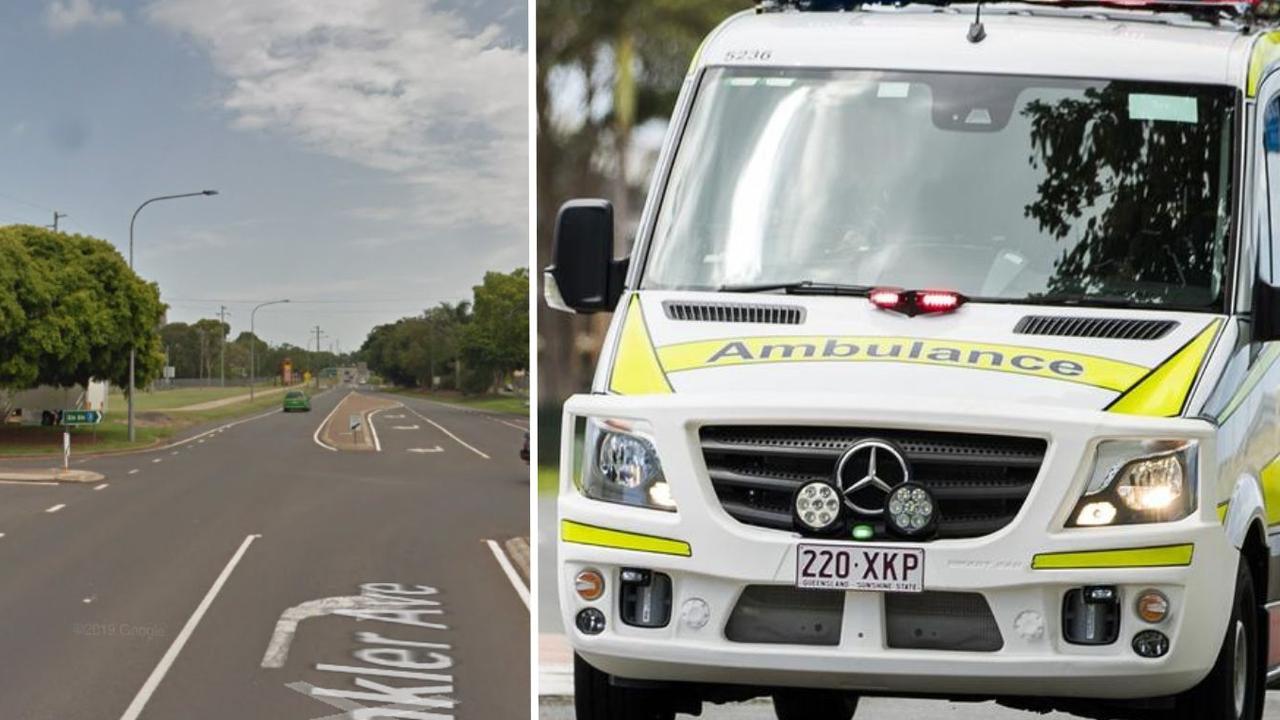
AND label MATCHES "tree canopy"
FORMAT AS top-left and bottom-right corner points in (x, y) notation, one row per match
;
(0, 225), (165, 392)
(361, 268), (528, 394)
